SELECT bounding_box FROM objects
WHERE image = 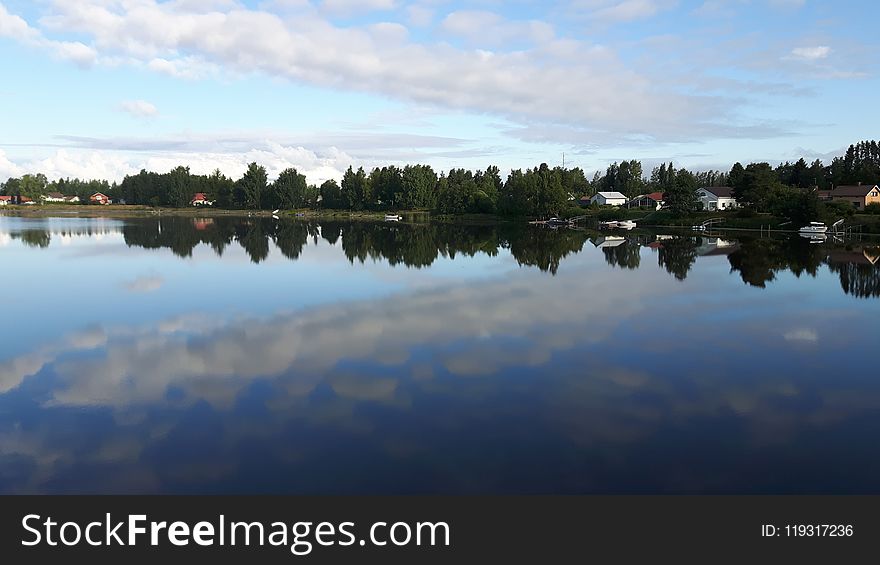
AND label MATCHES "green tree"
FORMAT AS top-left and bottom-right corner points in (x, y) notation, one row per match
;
(662, 169), (699, 216)
(234, 162), (267, 209)
(268, 167), (308, 210)
(319, 179), (345, 209)
(400, 164), (438, 209)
